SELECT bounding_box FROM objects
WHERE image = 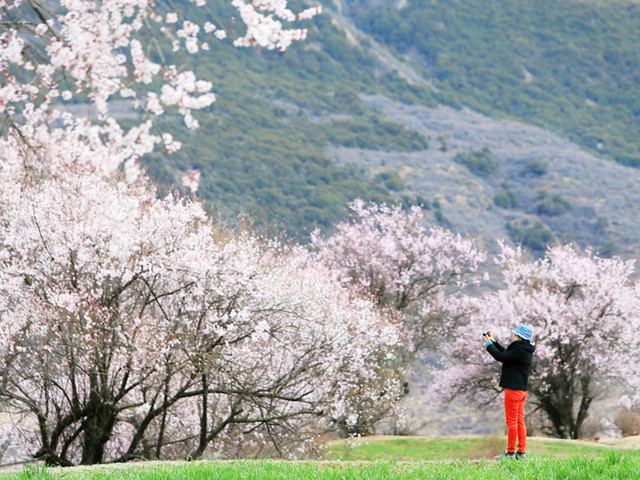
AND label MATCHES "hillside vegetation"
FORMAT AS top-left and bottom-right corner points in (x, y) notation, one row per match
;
(141, 0), (640, 254)
(143, 0), (435, 236)
(352, 0), (640, 167)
